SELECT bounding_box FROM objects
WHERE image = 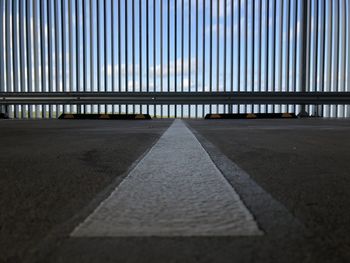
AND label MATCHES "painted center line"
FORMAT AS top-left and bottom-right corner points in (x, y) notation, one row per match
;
(71, 120), (262, 237)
